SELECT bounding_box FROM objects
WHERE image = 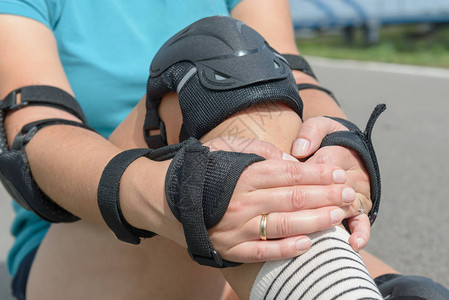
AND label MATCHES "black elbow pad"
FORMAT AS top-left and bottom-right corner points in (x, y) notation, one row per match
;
(0, 86), (93, 222)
